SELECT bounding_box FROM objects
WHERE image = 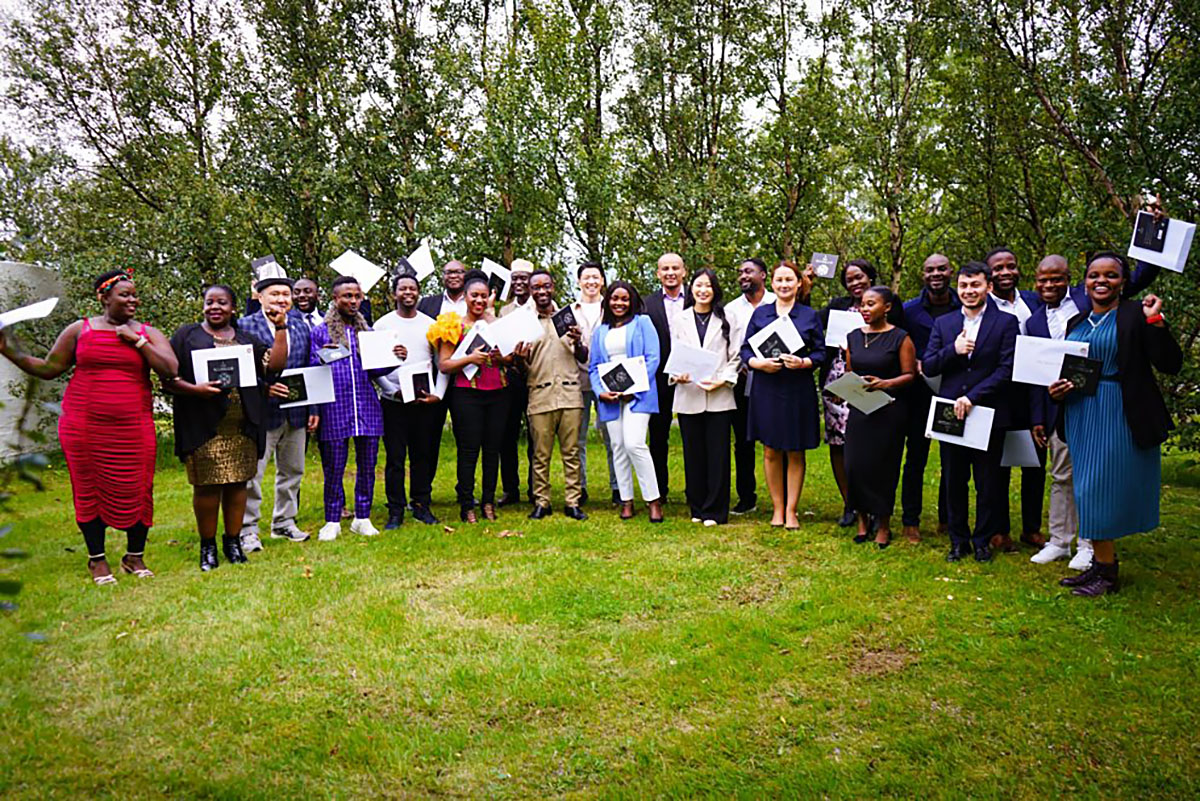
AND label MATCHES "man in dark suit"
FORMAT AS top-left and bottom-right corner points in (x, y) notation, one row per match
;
(416, 260), (468, 319)
(923, 262), (1019, 564)
(642, 252), (687, 500)
(900, 253), (959, 542)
